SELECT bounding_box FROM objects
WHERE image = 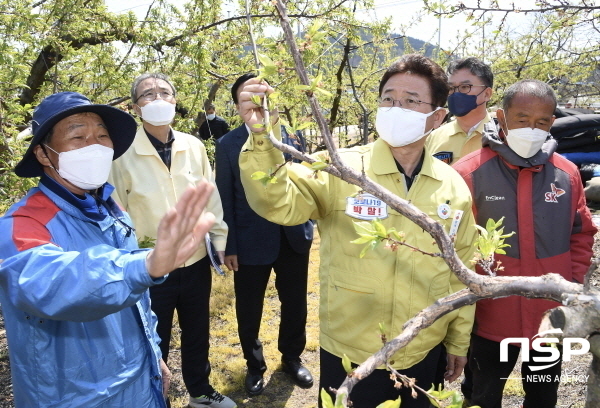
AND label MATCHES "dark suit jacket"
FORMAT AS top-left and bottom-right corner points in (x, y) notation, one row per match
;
(199, 116), (230, 140)
(215, 125), (313, 265)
